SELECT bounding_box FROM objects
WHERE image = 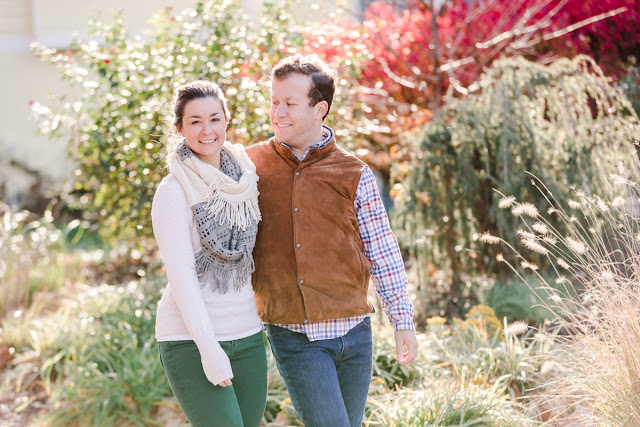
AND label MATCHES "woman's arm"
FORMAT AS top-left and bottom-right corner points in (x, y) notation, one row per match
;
(152, 181), (233, 385)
